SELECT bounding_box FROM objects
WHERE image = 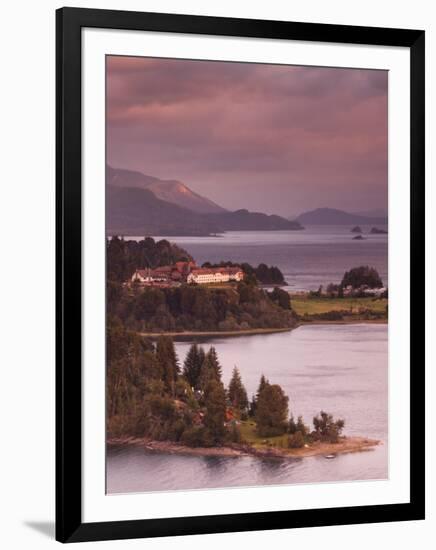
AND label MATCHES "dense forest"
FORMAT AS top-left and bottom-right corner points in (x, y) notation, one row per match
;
(108, 281), (296, 333)
(107, 236), (193, 282)
(107, 237), (296, 333)
(107, 321), (344, 448)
